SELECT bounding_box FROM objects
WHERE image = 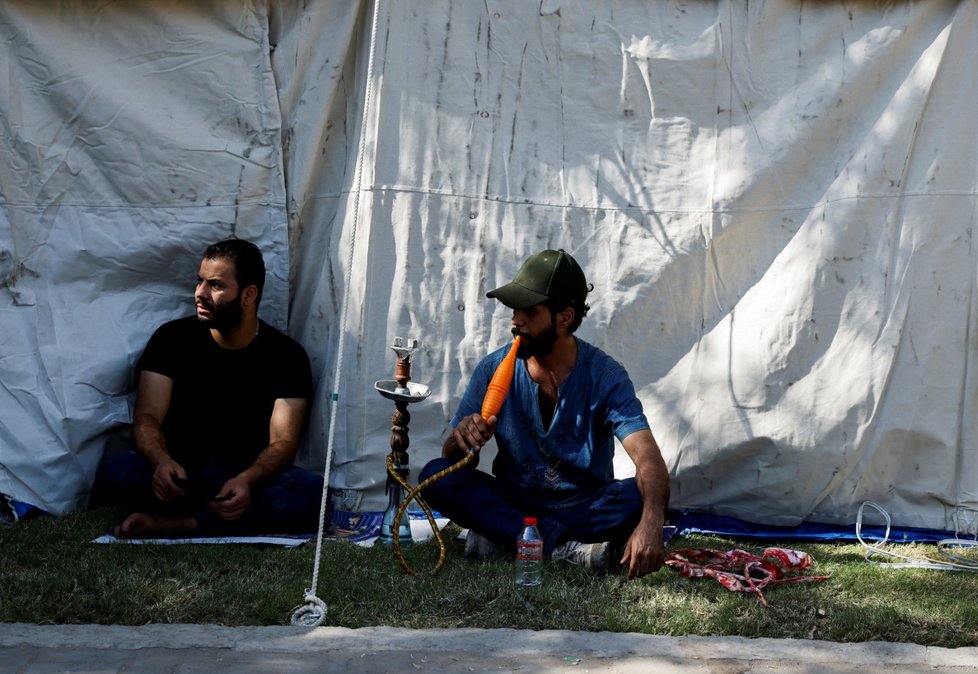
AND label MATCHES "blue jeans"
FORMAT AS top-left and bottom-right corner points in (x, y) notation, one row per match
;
(418, 457), (643, 555)
(94, 451), (327, 536)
